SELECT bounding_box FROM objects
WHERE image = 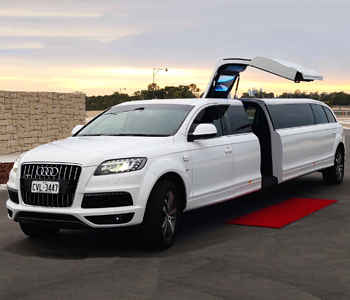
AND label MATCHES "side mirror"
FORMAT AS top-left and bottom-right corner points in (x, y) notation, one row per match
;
(71, 125), (84, 135)
(188, 123), (217, 142)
